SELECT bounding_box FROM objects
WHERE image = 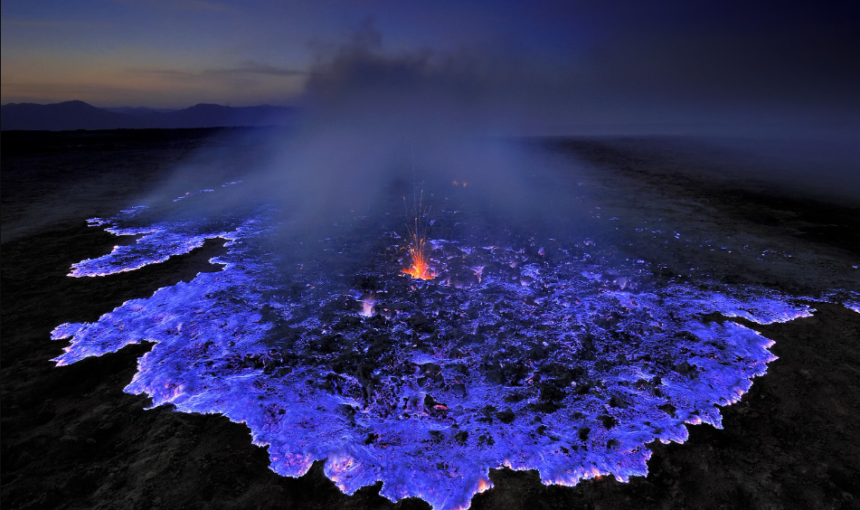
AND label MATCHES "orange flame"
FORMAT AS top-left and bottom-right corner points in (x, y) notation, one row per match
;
(403, 237), (435, 280)
(403, 191), (435, 280)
